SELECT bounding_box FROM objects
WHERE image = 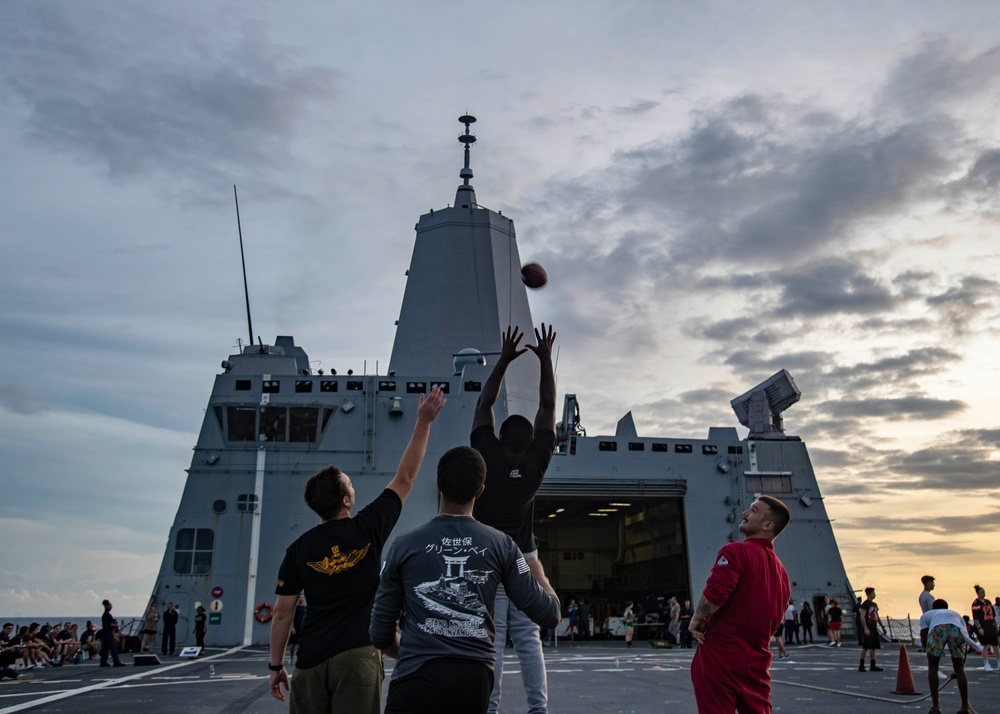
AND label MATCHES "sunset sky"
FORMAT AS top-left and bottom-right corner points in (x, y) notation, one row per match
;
(1, 1), (998, 620)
